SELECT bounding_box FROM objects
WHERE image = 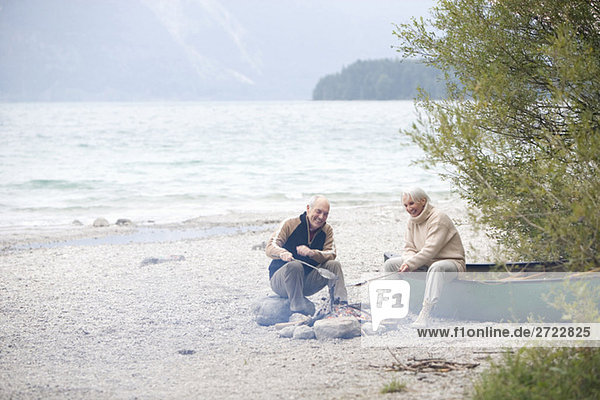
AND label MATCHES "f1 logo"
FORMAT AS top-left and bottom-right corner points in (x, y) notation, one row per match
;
(368, 280), (410, 330)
